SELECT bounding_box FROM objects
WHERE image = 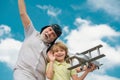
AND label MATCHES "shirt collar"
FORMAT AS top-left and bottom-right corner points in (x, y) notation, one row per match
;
(55, 60), (67, 66)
